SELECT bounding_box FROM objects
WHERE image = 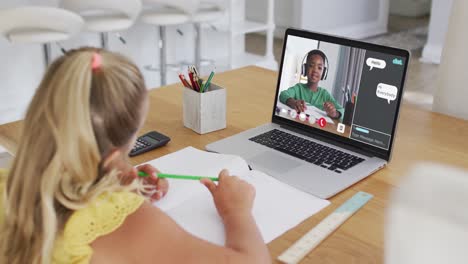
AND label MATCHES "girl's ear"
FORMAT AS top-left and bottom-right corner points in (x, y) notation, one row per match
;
(101, 148), (122, 171)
